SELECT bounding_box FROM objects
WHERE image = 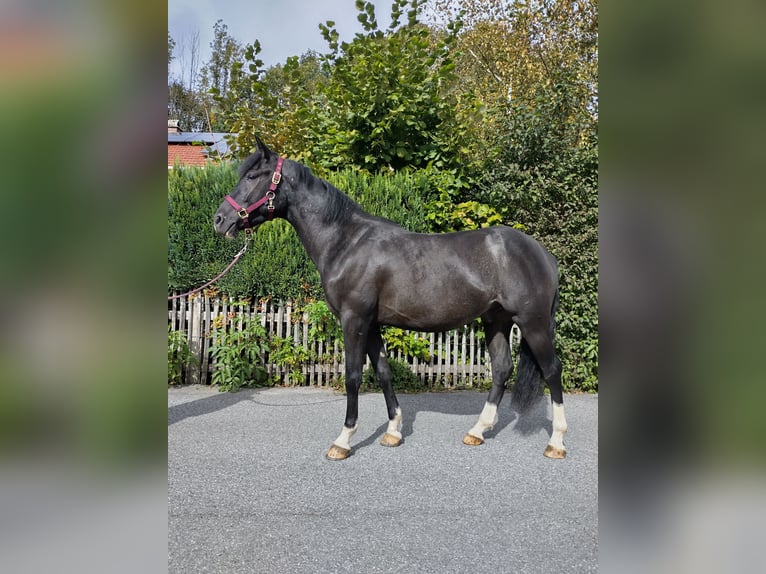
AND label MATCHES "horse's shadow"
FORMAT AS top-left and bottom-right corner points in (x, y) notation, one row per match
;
(168, 388), (258, 426)
(169, 387), (553, 453)
(168, 387), (349, 426)
(353, 391), (553, 452)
